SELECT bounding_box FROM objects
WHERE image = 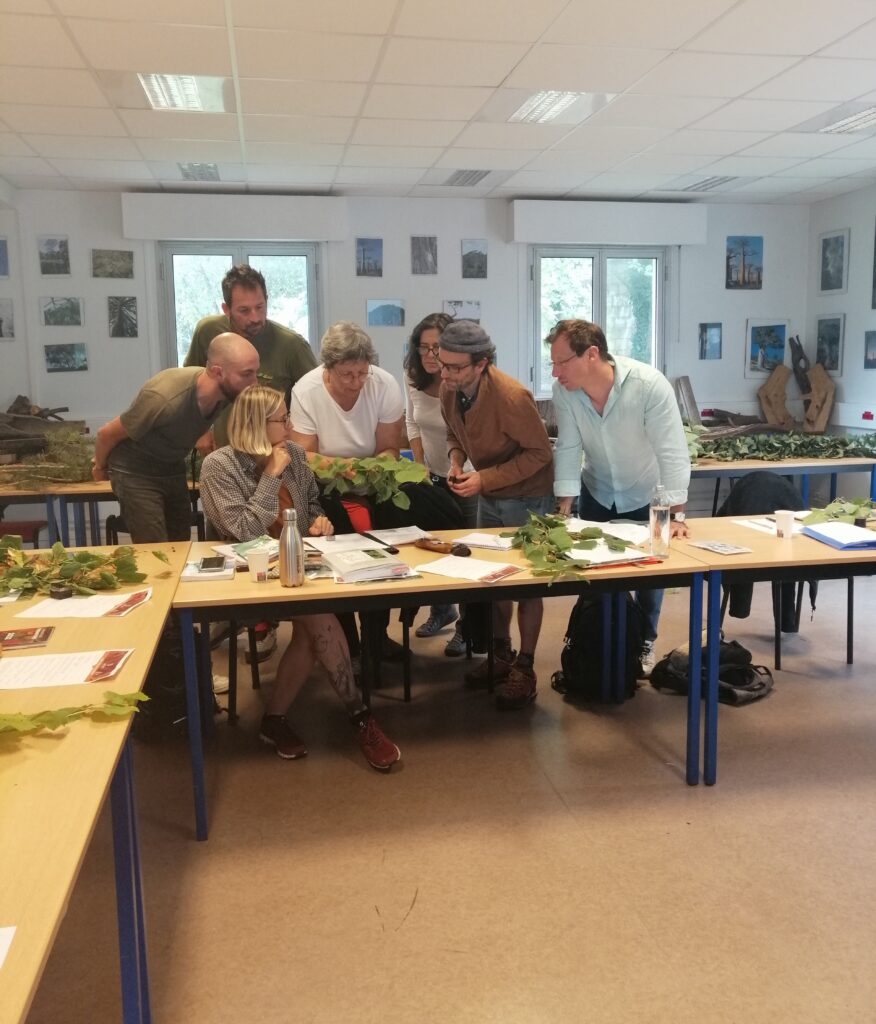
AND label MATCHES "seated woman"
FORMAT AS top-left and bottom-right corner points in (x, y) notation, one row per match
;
(199, 385), (400, 772)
